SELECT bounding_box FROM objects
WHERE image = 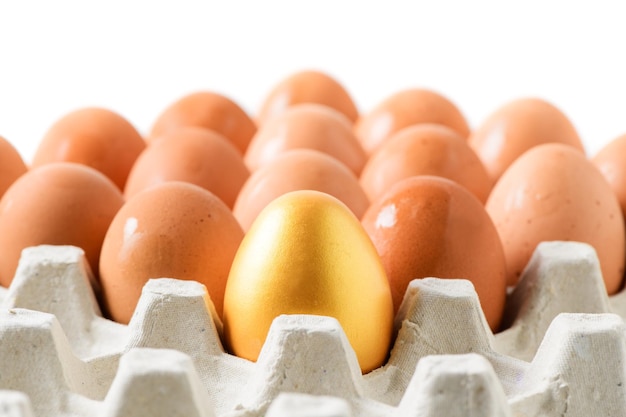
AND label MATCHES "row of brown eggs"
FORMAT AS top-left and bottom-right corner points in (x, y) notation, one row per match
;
(1, 69), (626, 374)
